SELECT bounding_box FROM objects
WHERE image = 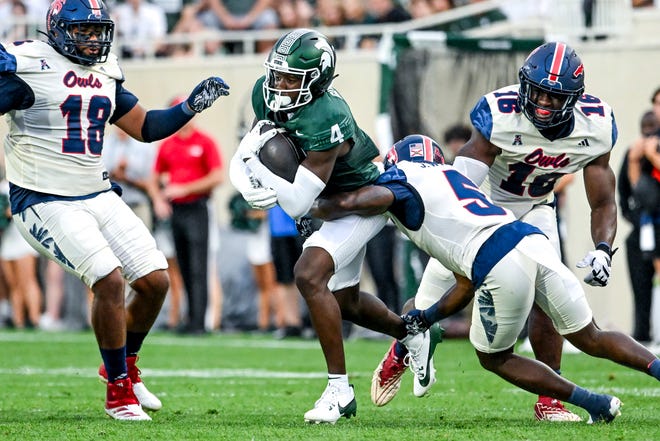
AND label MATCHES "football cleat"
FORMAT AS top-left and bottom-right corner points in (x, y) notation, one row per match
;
(371, 340), (409, 406)
(400, 325), (441, 398)
(534, 396), (583, 422)
(105, 378), (151, 421)
(99, 356), (162, 411)
(586, 396), (622, 424)
(412, 323), (443, 397)
(303, 383), (357, 424)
